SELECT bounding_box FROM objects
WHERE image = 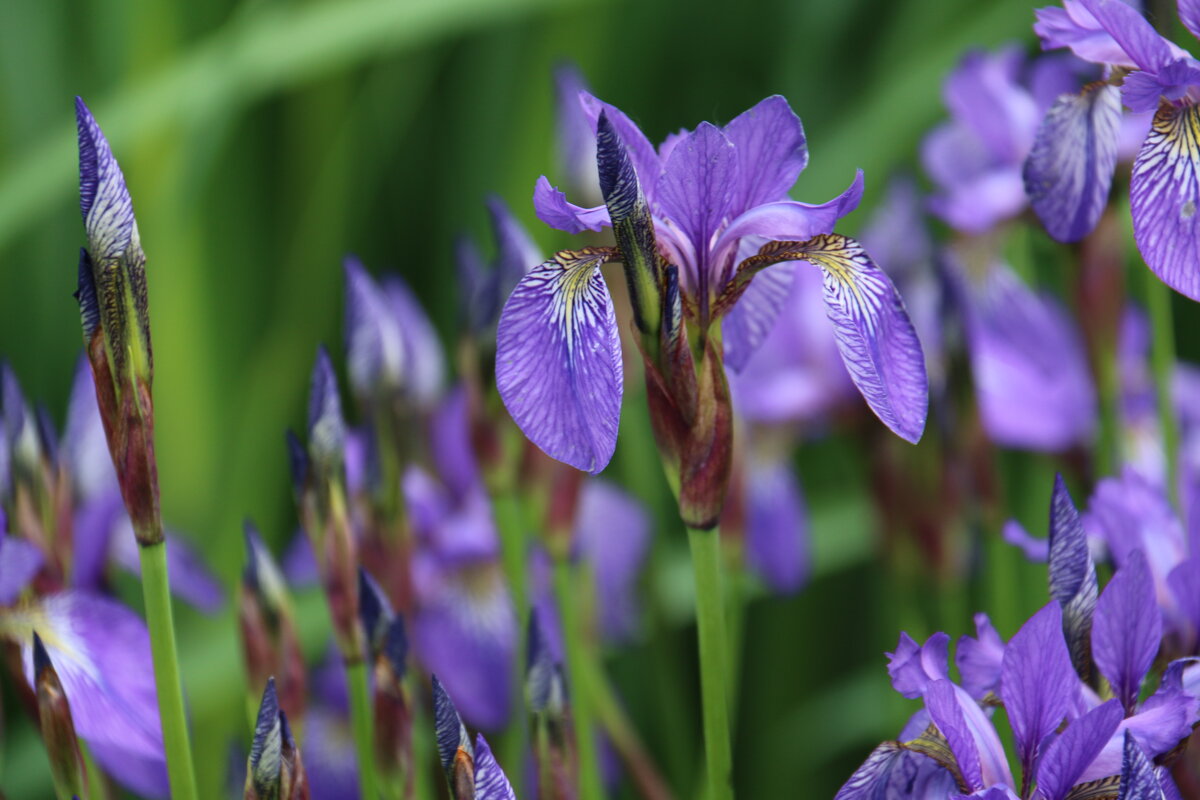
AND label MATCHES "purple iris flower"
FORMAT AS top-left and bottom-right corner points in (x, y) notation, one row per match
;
(841, 600), (1199, 800)
(0, 591), (169, 797)
(958, 263), (1097, 452)
(407, 384), (517, 732)
(0, 512), (42, 605)
(1032, 0), (1200, 298)
(499, 88), (927, 481)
